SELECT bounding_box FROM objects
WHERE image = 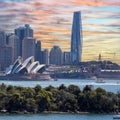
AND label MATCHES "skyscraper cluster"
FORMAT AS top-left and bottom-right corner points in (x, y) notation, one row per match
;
(0, 11), (82, 71)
